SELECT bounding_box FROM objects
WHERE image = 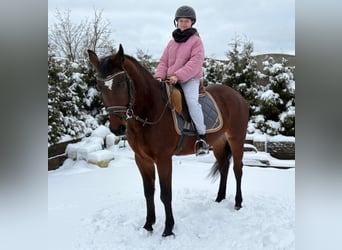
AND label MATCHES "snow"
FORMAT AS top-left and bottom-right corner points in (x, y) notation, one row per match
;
(88, 150), (115, 162)
(288, 80), (295, 92)
(269, 134), (295, 142)
(260, 89), (280, 102)
(90, 125), (111, 139)
(247, 130), (295, 143)
(66, 137), (104, 160)
(49, 129), (295, 250)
